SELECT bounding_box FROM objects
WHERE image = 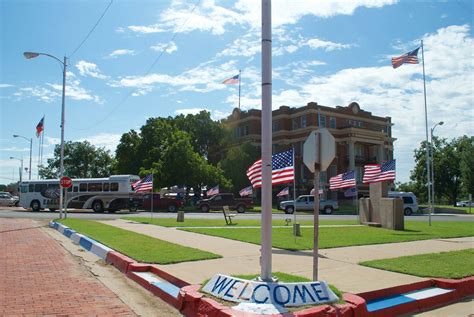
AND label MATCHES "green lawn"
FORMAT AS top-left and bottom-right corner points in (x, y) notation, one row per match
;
(57, 219), (221, 264)
(181, 221), (474, 251)
(123, 216), (358, 227)
(360, 249), (474, 279)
